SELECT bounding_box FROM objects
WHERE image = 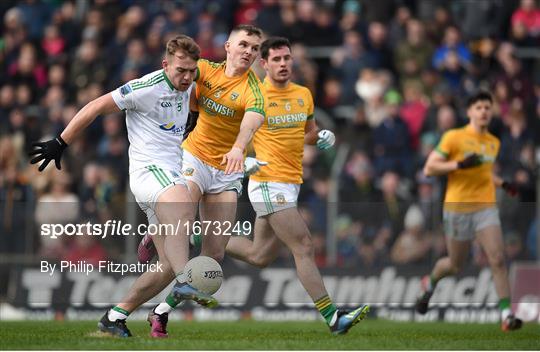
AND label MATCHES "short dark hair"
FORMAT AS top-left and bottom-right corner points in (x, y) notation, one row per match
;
(165, 35), (200, 61)
(466, 91), (493, 108)
(260, 37), (291, 59)
(230, 24), (263, 38)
